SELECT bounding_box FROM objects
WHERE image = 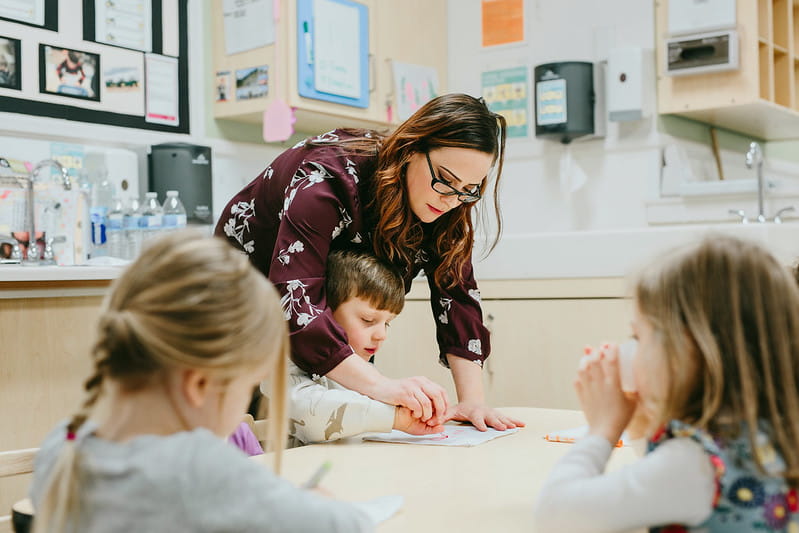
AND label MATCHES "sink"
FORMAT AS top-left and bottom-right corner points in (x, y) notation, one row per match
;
(474, 223), (799, 280)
